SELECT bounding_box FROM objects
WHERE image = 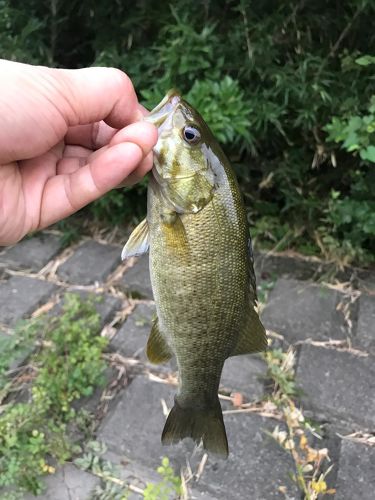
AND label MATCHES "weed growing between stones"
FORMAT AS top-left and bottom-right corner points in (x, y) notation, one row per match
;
(75, 441), (182, 499)
(263, 346), (336, 499)
(0, 294), (108, 498)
